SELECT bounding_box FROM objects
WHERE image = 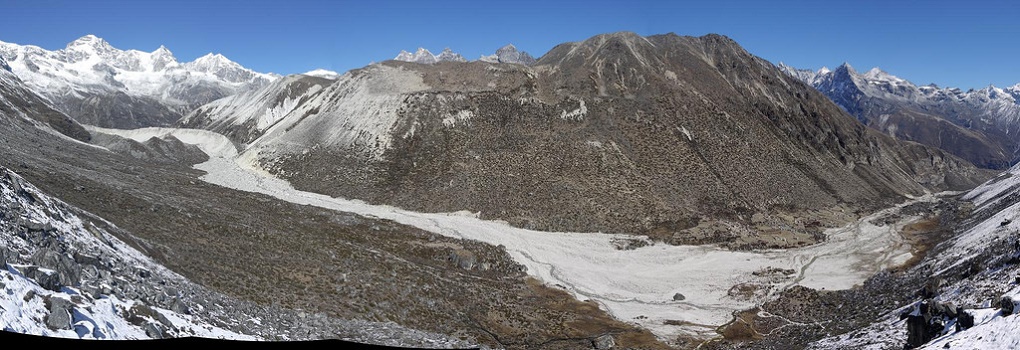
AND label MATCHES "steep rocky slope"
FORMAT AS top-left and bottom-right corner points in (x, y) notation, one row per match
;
(199, 32), (988, 244)
(781, 63), (1020, 169)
